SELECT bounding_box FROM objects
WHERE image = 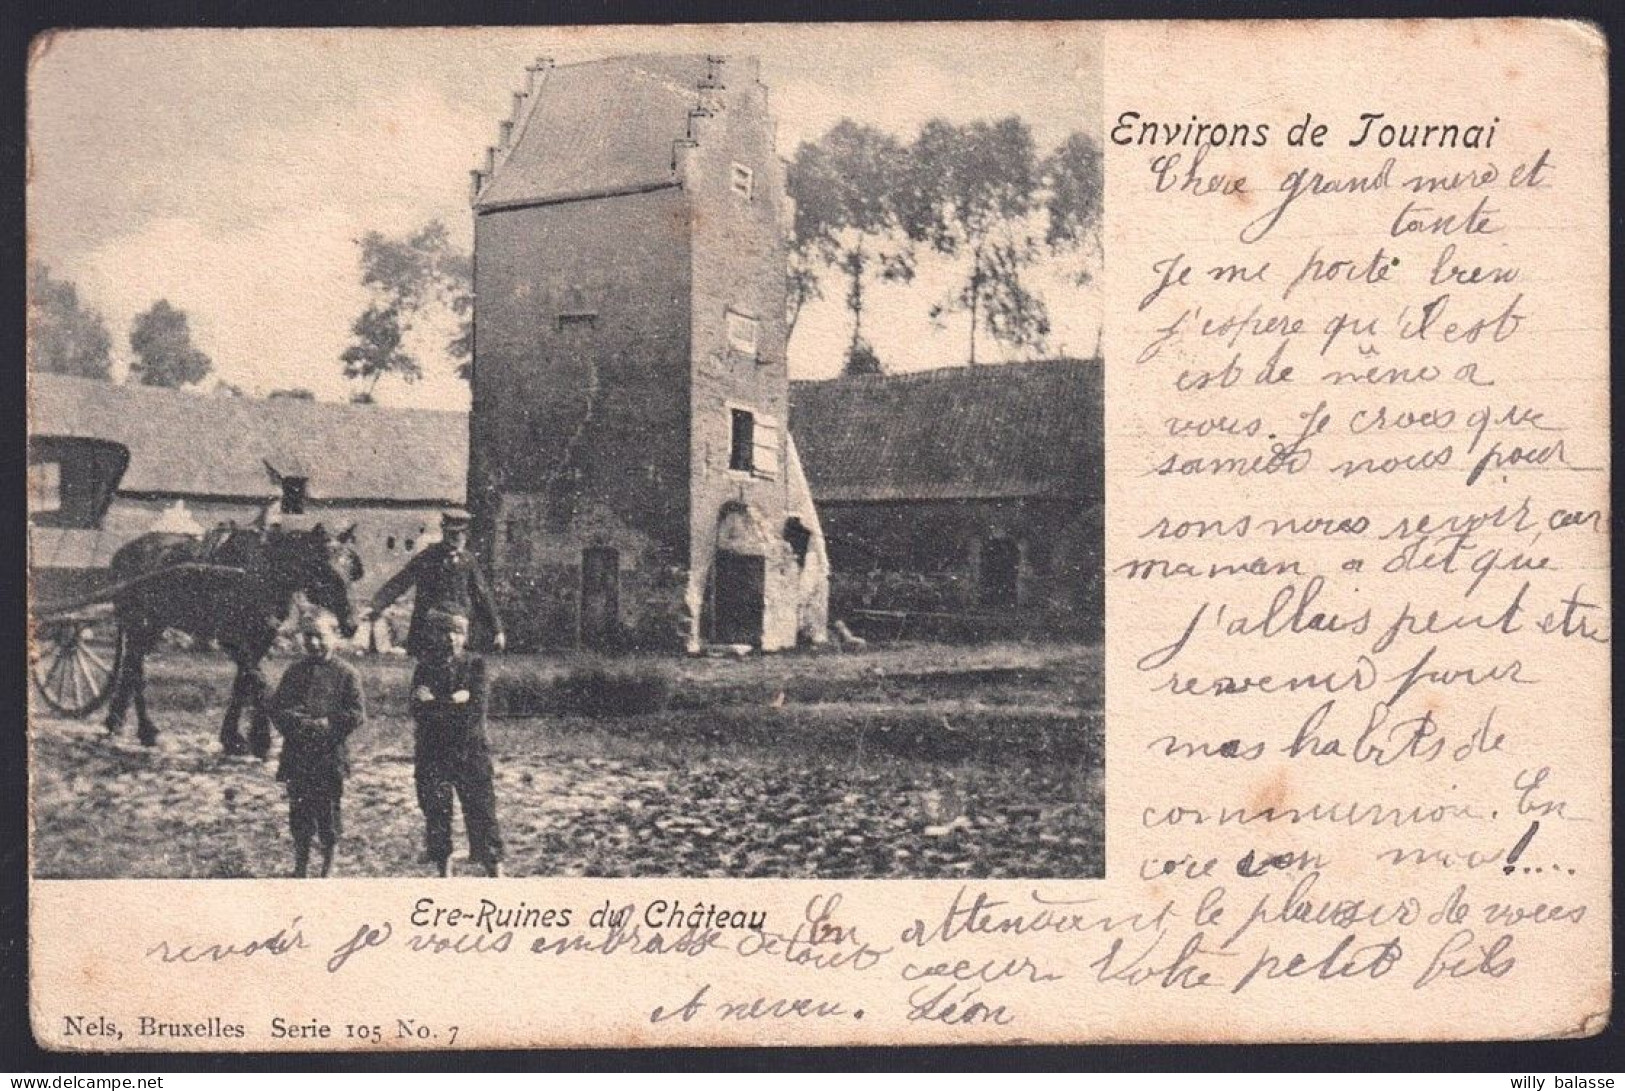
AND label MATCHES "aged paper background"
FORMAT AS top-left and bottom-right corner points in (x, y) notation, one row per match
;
(29, 19), (1609, 1048)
